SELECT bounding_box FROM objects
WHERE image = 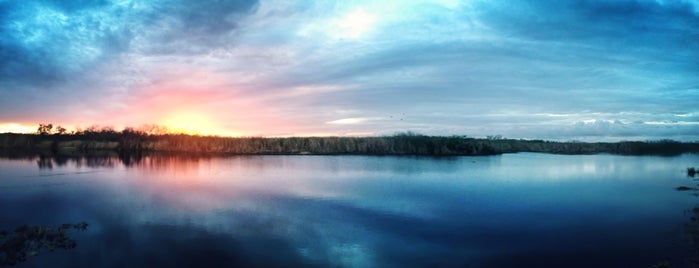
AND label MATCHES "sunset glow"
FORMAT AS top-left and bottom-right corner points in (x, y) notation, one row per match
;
(0, 123), (35, 134)
(2, 1), (699, 266)
(0, 0), (697, 140)
(160, 112), (229, 136)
